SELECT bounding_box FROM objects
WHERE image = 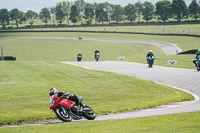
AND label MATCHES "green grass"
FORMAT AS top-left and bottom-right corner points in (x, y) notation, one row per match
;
(0, 32), (197, 127)
(0, 33), (199, 69)
(0, 61), (193, 125)
(1, 32), (200, 51)
(7, 24), (200, 35)
(1, 111), (200, 133)
(0, 38), (164, 61)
